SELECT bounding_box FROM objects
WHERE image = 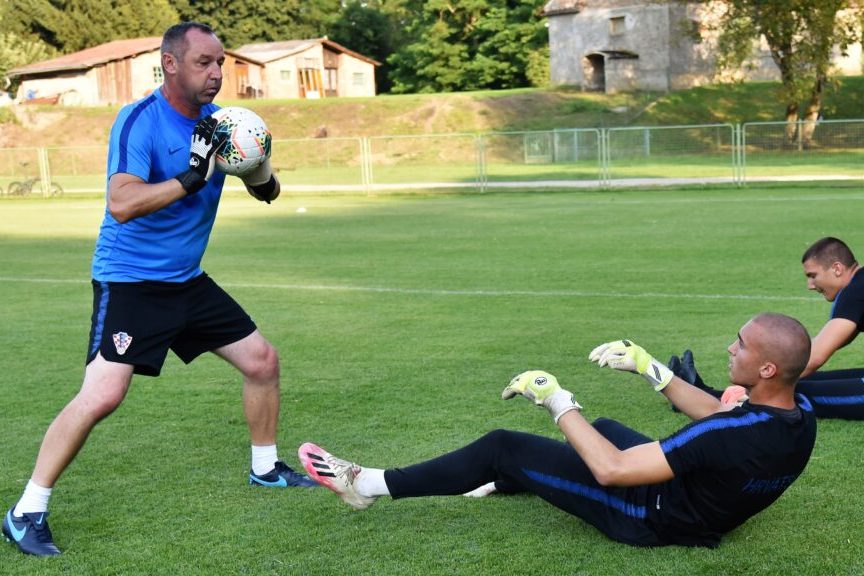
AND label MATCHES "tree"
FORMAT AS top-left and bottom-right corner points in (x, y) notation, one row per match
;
(387, 0), (549, 93)
(0, 31), (57, 88)
(709, 0), (862, 145)
(329, 1), (397, 93)
(174, 0), (342, 48)
(0, 0), (179, 52)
